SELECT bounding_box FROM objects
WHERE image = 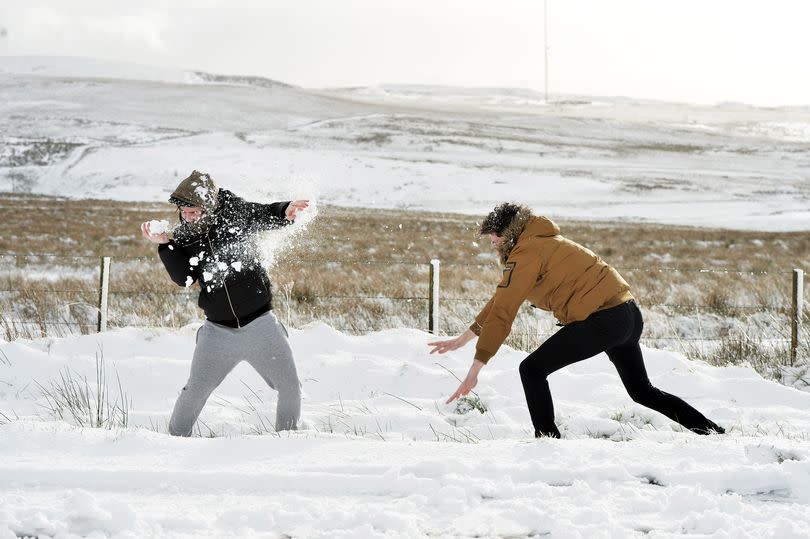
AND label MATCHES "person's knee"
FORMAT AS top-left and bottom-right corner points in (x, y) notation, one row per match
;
(168, 385), (211, 437)
(277, 378), (302, 399)
(519, 357), (547, 380)
(627, 385), (657, 406)
(270, 367), (301, 393)
(180, 381), (218, 399)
